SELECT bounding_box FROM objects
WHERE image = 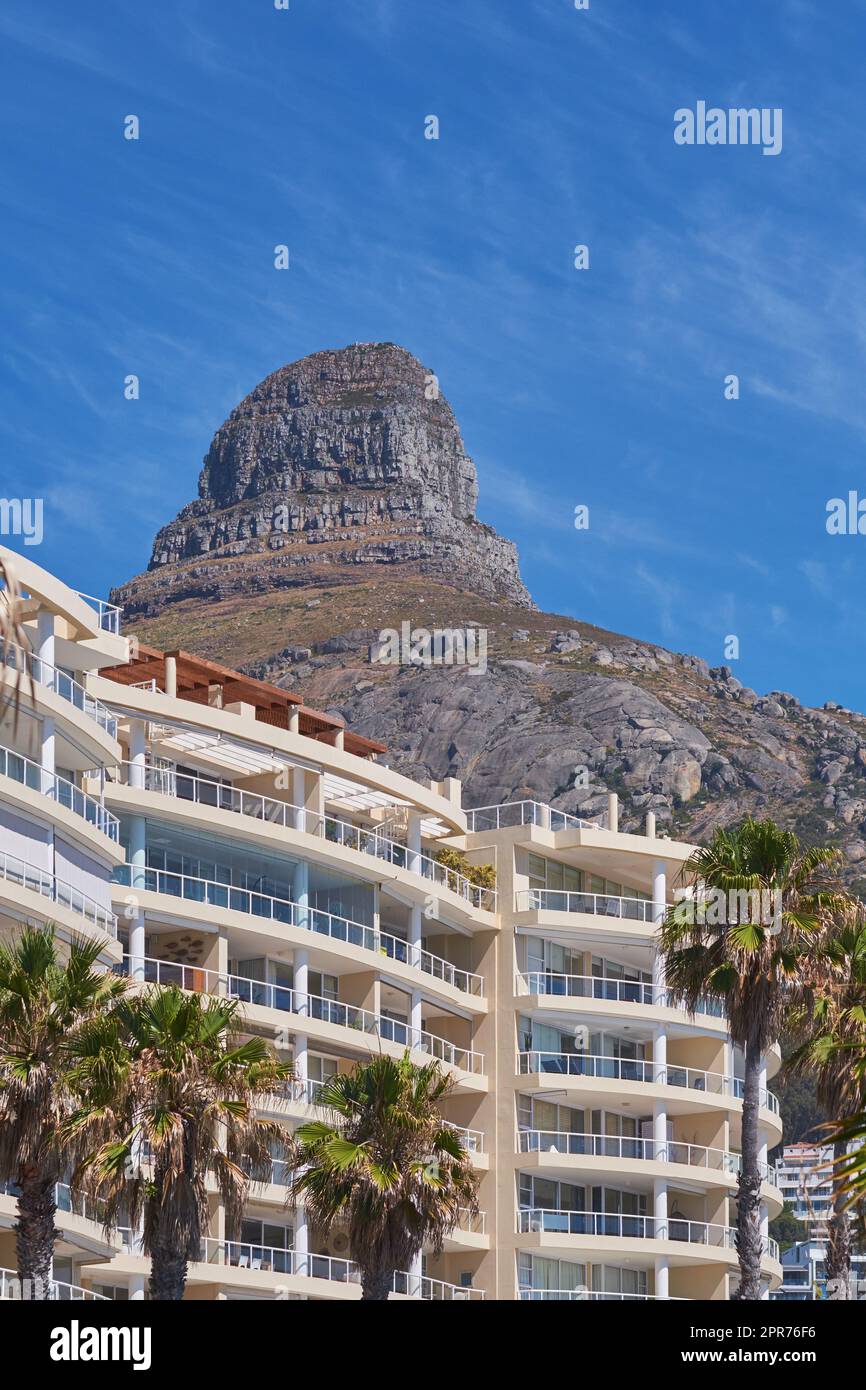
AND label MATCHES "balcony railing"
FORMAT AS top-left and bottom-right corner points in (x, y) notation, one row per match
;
(0, 849), (117, 936)
(516, 889), (653, 921)
(517, 1209), (778, 1258)
(467, 800), (604, 833)
(118, 955), (484, 1074)
(516, 1131), (777, 1184)
(518, 1289), (685, 1301)
(444, 1120), (485, 1154)
(198, 1241), (483, 1298)
(518, 1052), (780, 1113)
(2, 1178), (109, 1224)
(0, 1267), (108, 1301)
(0, 742), (119, 840)
(1, 641), (117, 737)
(119, 762), (495, 910)
(112, 864), (482, 997)
(74, 591), (122, 635)
(515, 971), (725, 1019)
